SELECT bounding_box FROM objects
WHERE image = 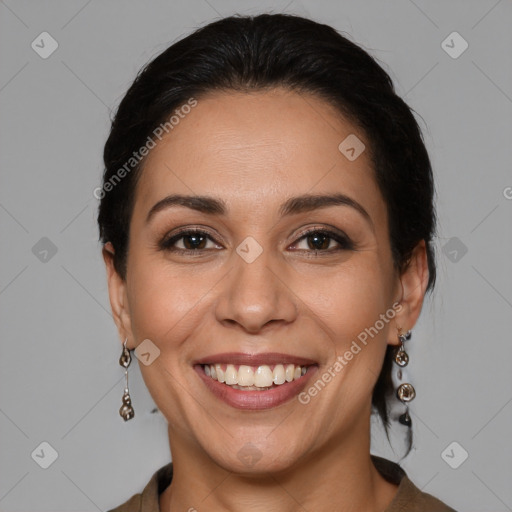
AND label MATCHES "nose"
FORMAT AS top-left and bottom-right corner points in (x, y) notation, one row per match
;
(215, 245), (298, 334)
